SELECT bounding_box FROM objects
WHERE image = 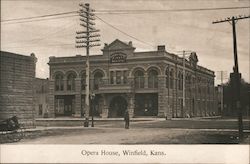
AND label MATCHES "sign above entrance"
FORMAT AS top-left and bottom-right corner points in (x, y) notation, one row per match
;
(110, 53), (127, 63)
